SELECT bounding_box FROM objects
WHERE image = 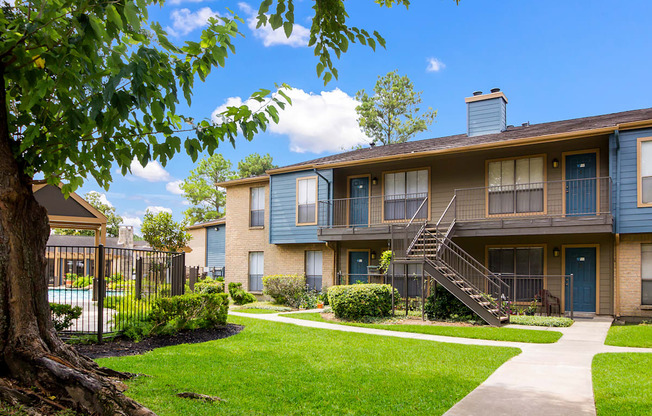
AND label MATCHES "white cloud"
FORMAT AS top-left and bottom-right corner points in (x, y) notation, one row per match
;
(212, 88), (369, 154)
(239, 2), (309, 47)
(168, 0), (205, 4)
(166, 180), (185, 195)
(129, 158), (171, 182)
(426, 57), (445, 72)
(146, 206), (174, 215)
(96, 192), (113, 207)
(168, 7), (219, 36)
(121, 216), (143, 235)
